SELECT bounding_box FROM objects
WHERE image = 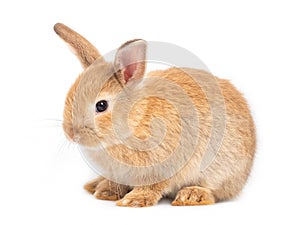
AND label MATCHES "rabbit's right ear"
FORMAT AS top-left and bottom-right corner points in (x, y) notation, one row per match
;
(114, 39), (147, 85)
(54, 23), (103, 68)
